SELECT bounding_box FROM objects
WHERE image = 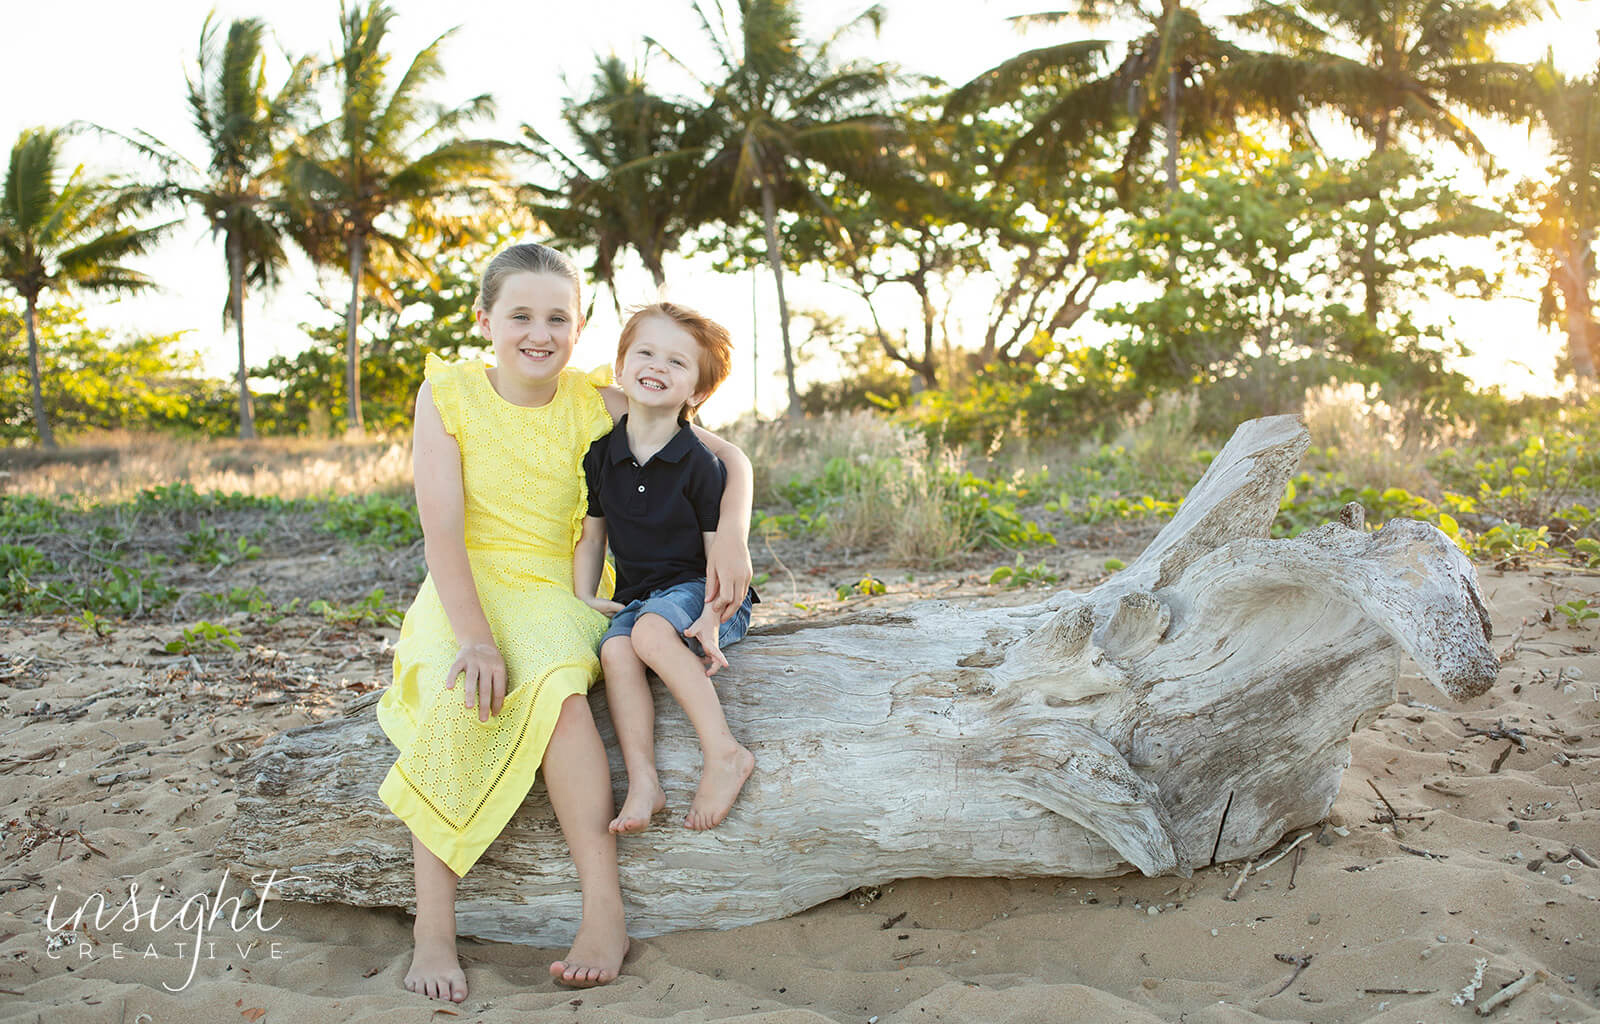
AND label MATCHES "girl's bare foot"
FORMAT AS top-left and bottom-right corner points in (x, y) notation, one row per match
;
(549, 916), (630, 988)
(608, 781), (667, 834)
(685, 744), (755, 830)
(405, 924), (467, 1002)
